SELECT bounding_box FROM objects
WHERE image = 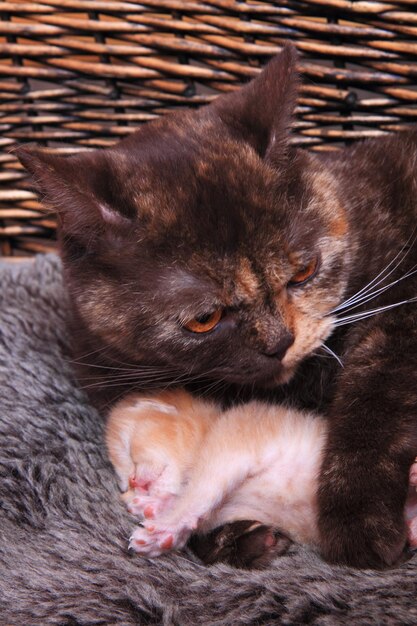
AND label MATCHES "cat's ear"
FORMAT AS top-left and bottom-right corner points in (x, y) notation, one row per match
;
(15, 146), (131, 250)
(213, 44), (298, 164)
